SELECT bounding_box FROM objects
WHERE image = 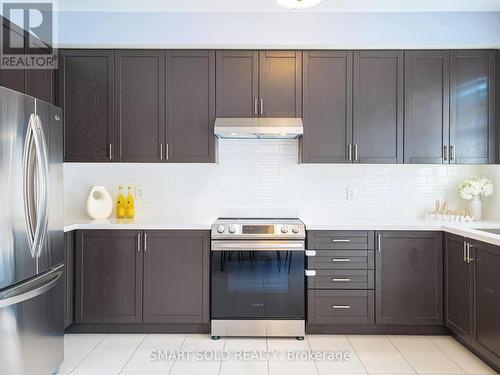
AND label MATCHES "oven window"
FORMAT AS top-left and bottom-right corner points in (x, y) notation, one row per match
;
(211, 250), (305, 319)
